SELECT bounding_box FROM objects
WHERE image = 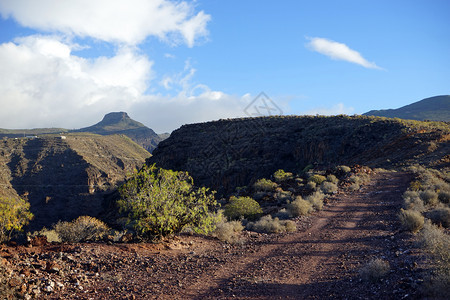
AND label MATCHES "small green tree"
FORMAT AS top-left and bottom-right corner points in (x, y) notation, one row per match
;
(224, 196), (262, 220)
(118, 164), (217, 240)
(0, 197), (33, 243)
